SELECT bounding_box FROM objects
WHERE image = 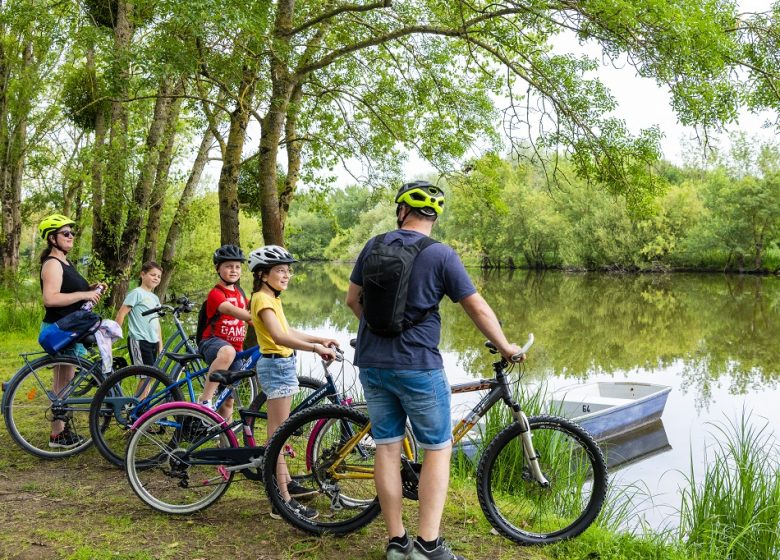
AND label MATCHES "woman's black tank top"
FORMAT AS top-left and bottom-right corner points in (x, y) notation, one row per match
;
(40, 257), (91, 323)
